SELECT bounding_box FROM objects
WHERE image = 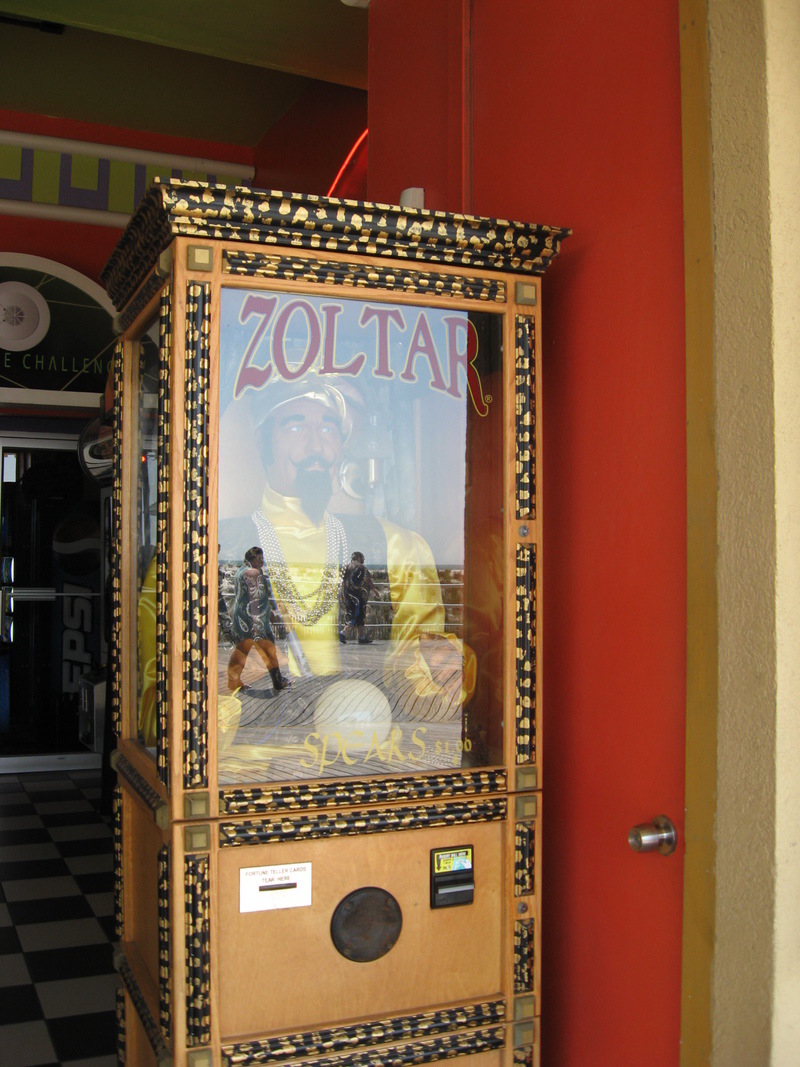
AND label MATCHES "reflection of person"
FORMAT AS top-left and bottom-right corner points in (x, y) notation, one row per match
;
(218, 542), (232, 642)
(246, 378), (451, 691)
(339, 551), (380, 644)
(227, 547), (291, 694)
